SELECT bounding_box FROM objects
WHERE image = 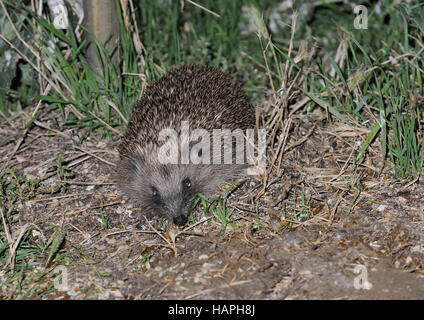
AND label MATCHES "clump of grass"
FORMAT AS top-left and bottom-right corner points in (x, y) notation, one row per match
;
(302, 2), (424, 178)
(191, 180), (239, 230)
(0, 168), (40, 210)
(0, 0), (147, 137)
(52, 154), (74, 190)
(0, 170), (66, 298)
(99, 200), (109, 230)
(281, 190), (313, 230)
(196, 193), (236, 230)
(135, 251), (152, 268)
(0, 216), (68, 298)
